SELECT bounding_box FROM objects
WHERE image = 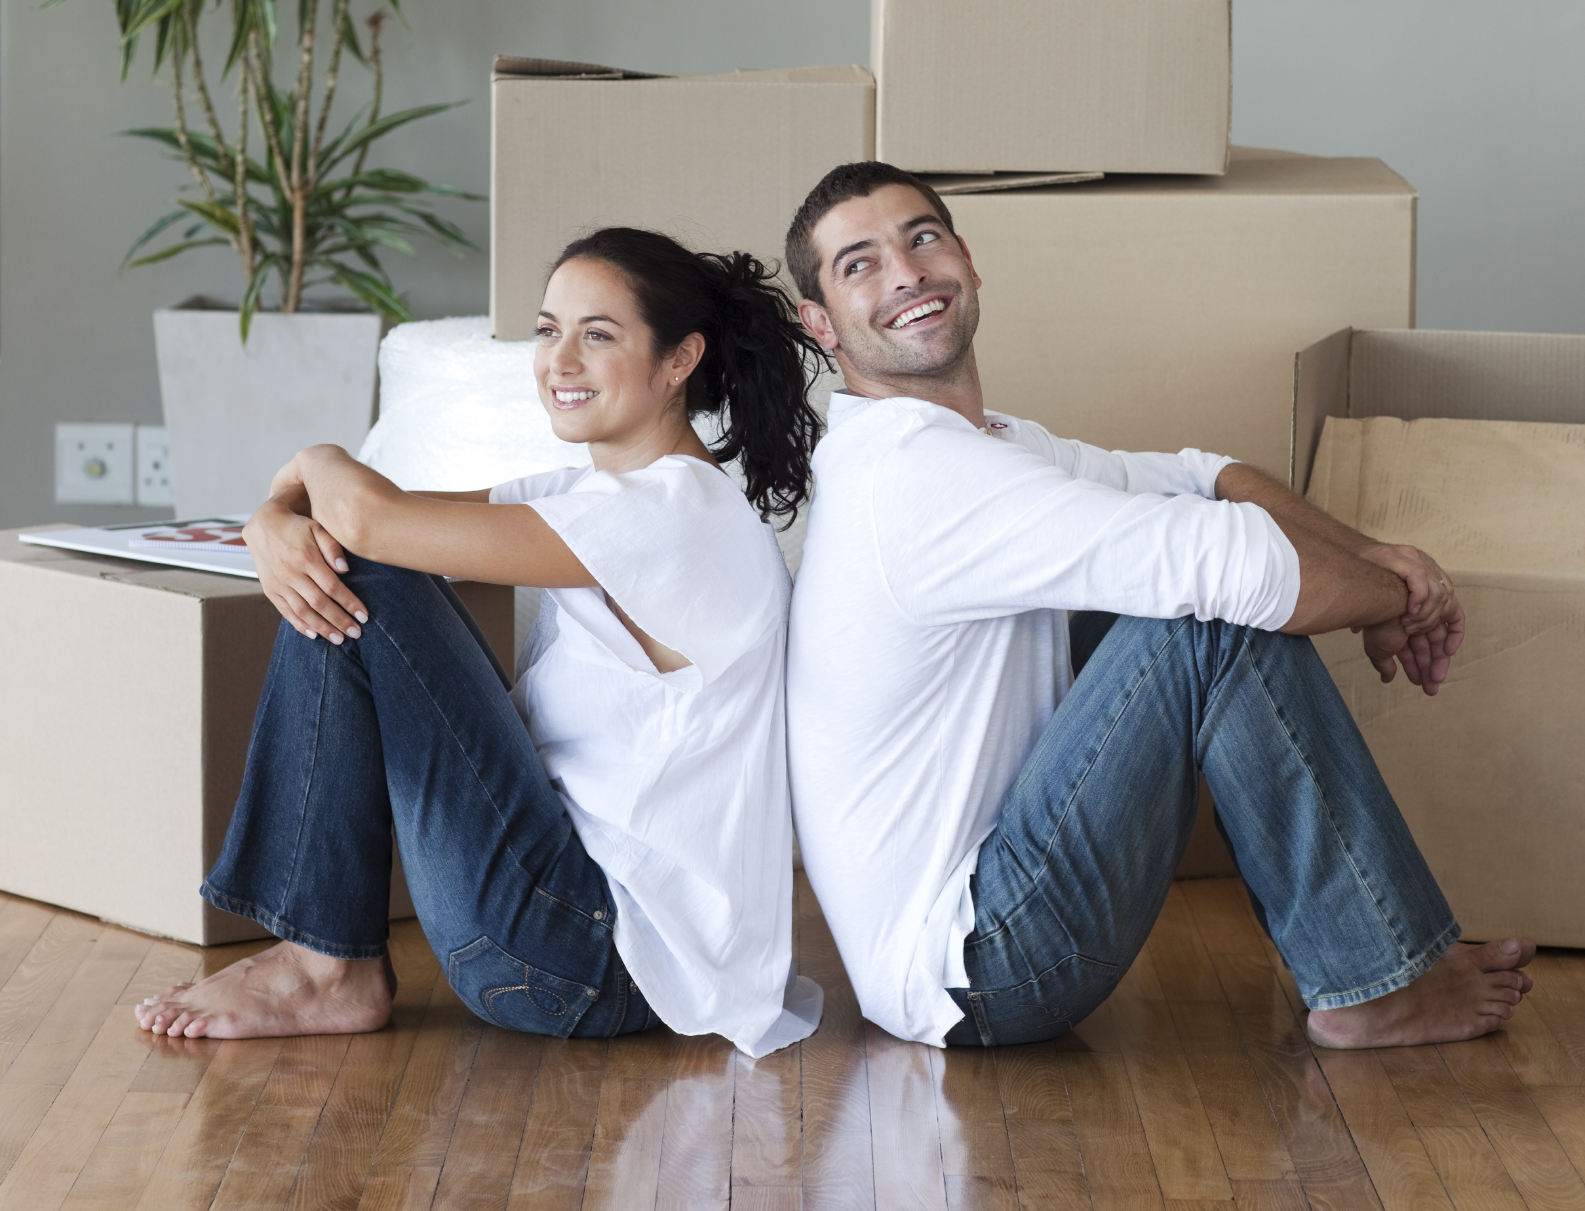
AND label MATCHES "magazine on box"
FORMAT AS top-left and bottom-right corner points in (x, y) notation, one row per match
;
(20, 517), (258, 579)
